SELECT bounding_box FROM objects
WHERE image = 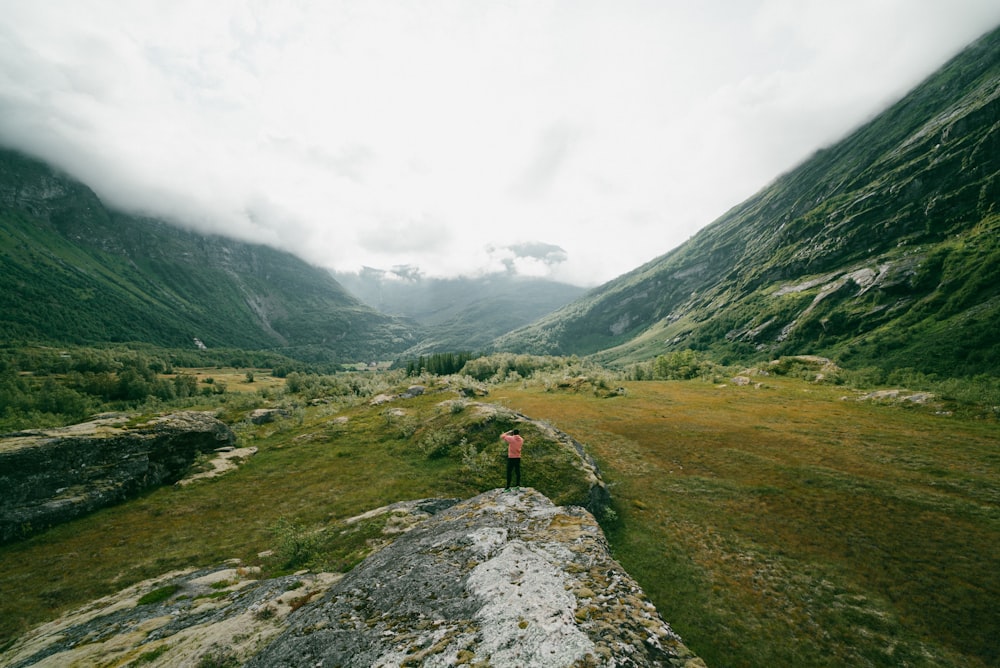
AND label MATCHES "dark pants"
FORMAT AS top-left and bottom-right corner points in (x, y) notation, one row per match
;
(506, 457), (521, 487)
